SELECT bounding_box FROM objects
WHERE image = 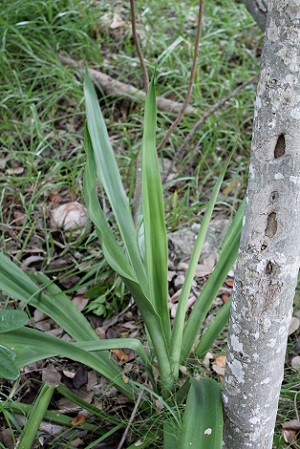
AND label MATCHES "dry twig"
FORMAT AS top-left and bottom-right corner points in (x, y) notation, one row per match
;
(157, 0), (205, 152)
(117, 389), (144, 449)
(129, 0), (149, 90)
(58, 55), (199, 115)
